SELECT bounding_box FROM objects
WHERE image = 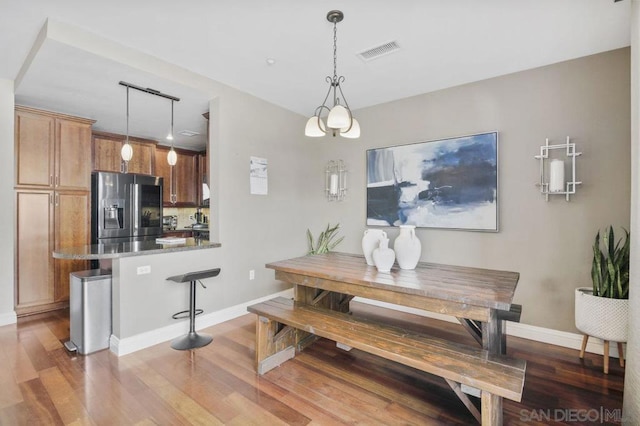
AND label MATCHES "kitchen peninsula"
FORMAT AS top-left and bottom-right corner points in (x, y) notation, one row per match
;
(53, 238), (222, 355)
